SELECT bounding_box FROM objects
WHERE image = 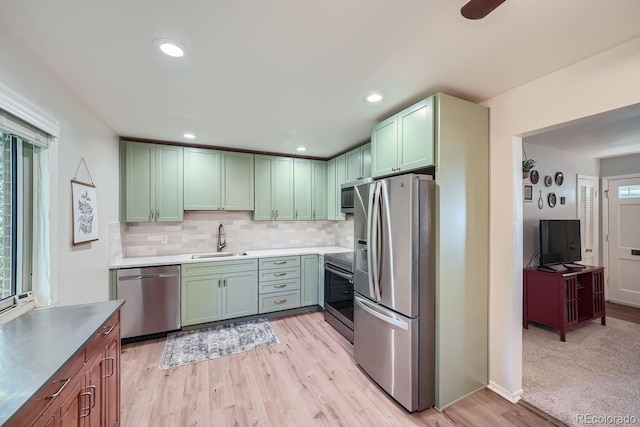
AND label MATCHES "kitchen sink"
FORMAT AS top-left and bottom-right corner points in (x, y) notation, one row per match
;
(191, 252), (247, 259)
